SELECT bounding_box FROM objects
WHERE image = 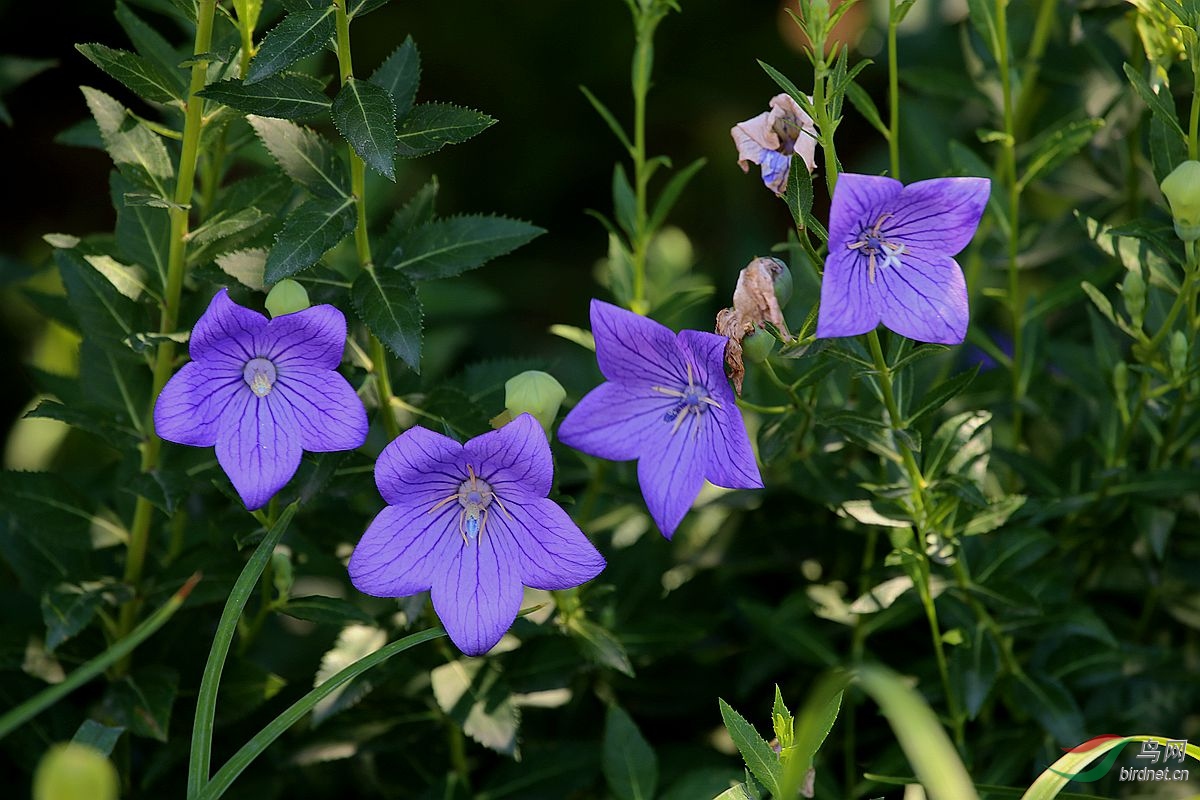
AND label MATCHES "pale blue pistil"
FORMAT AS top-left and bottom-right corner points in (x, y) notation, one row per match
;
(242, 357), (277, 397)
